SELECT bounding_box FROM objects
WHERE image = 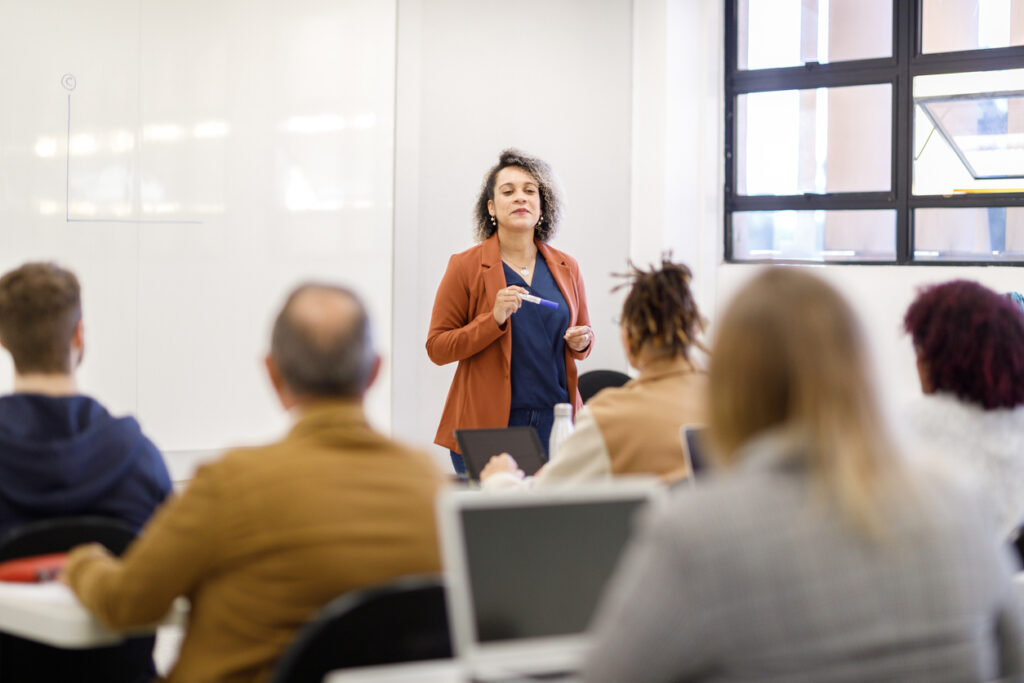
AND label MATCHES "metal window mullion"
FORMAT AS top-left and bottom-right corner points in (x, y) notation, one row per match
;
(910, 194), (1024, 208)
(730, 64), (898, 94)
(723, 0), (739, 261)
(894, 0), (914, 264)
(728, 194), (894, 212)
(910, 45), (1024, 76)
